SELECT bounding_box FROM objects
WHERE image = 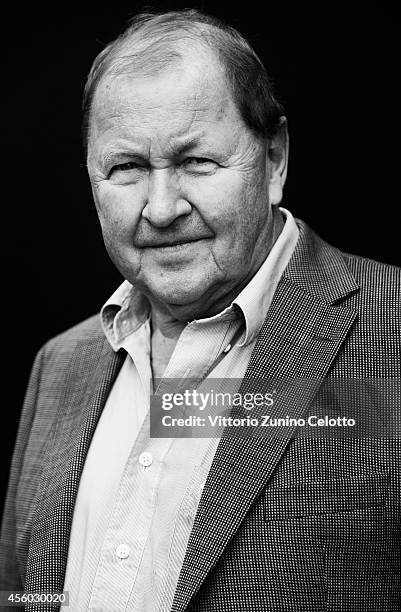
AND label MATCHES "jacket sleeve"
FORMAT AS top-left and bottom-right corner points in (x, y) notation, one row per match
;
(0, 346), (45, 592)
